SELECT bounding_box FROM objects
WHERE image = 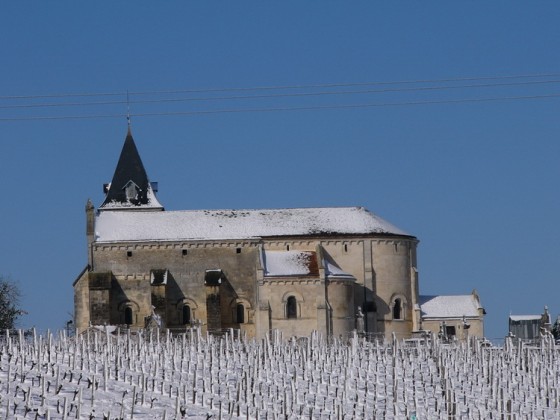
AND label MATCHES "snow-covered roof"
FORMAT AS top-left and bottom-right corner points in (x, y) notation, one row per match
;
(262, 249), (355, 278)
(263, 251), (318, 277)
(101, 184), (163, 210)
(509, 315), (542, 322)
(94, 206), (412, 242)
(420, 295), (482, 319)
(324, 259), (354, 278)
